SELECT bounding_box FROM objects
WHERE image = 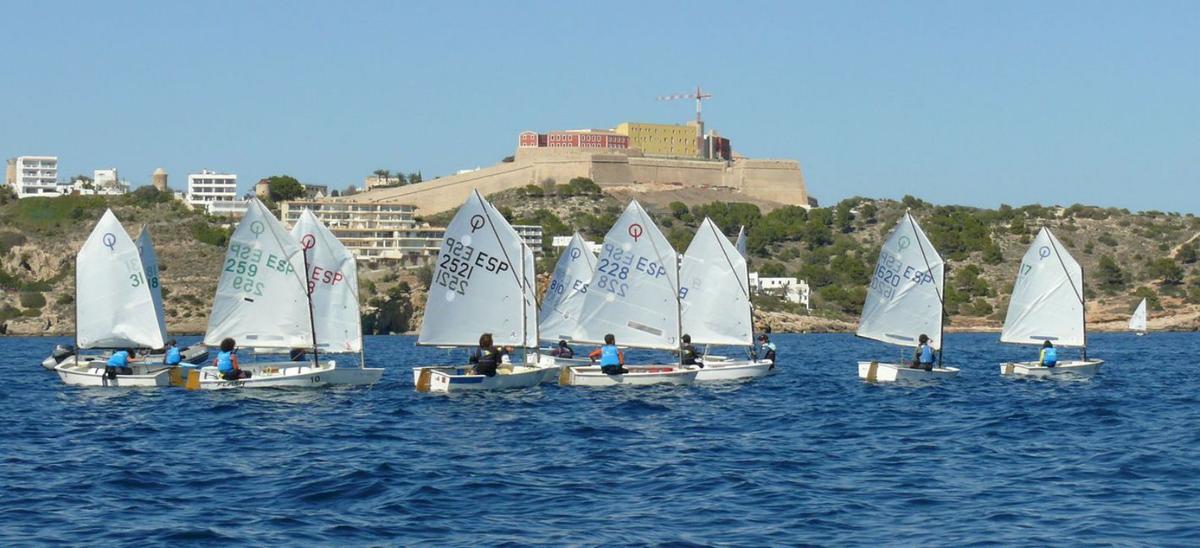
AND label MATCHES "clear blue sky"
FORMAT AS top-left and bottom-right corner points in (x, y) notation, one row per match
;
(2, 1), (1196, 212)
